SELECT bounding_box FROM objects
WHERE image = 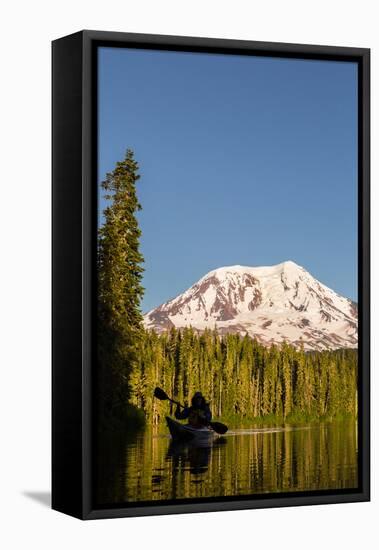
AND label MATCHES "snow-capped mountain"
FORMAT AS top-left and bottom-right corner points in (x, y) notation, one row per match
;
(143, 261), (357, 351)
